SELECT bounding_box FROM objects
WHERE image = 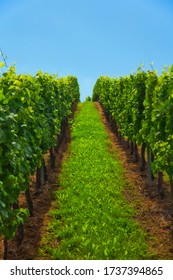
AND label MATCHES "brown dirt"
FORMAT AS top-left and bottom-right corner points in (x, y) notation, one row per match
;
(95, 101), (173, 260)
(1, 101), (173, 259)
